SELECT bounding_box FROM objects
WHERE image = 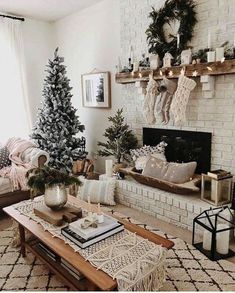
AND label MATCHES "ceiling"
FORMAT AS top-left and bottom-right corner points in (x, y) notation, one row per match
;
(0, 0), (103, 22)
